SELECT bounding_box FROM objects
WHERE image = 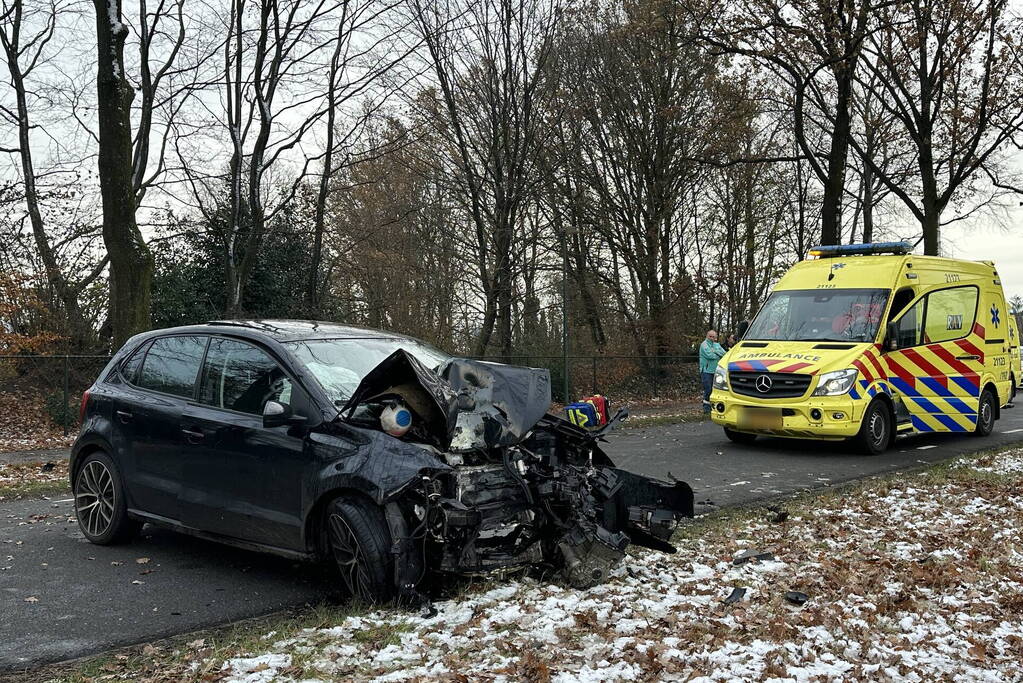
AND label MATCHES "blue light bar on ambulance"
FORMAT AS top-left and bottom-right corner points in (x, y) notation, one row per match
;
(808, 242), (912, 258)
